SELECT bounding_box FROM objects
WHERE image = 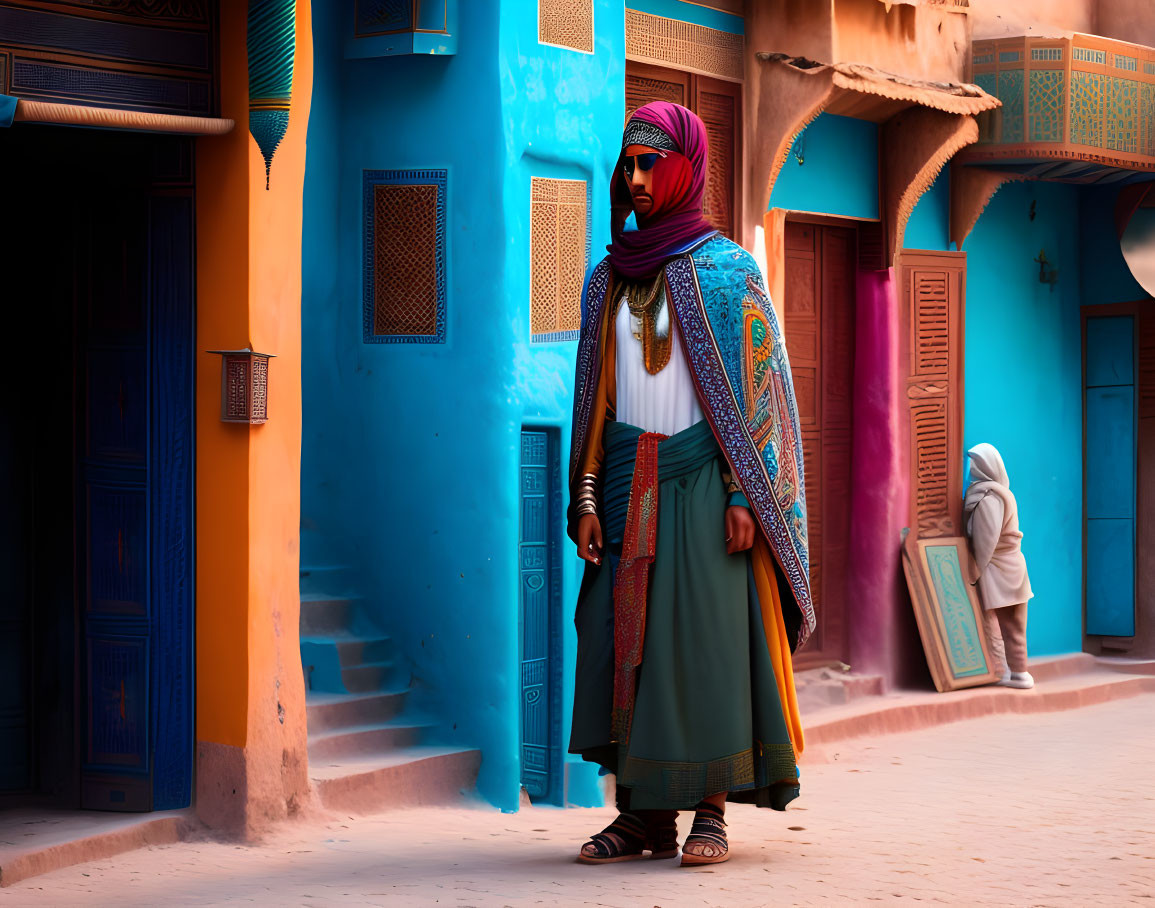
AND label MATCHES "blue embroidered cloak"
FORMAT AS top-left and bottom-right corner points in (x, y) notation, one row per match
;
(569, 234), (815, 647)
